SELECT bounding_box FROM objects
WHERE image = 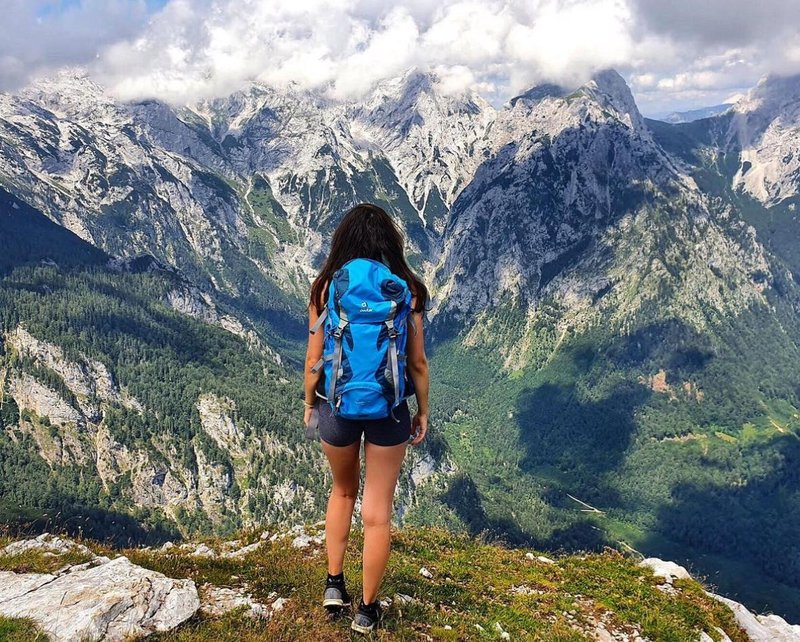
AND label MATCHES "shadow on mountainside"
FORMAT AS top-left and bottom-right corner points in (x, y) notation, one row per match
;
(0, 188), (109, 274)
(440, 472), (608, 552)
(0, 499), (179, 548)
(511, 332), (656, 509)
(644, 432), (800, 621)
(515, 379), (650, 491)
